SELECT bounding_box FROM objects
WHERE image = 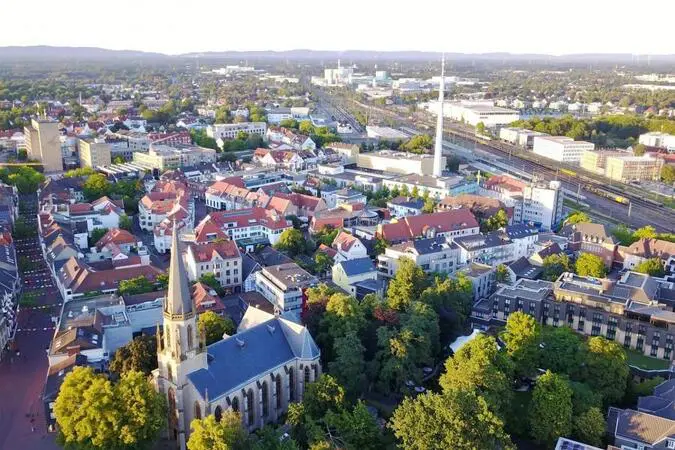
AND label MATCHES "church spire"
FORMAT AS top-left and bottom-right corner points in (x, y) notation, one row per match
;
(433, 53), (445, 178)
(164, 223), (193, 319)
